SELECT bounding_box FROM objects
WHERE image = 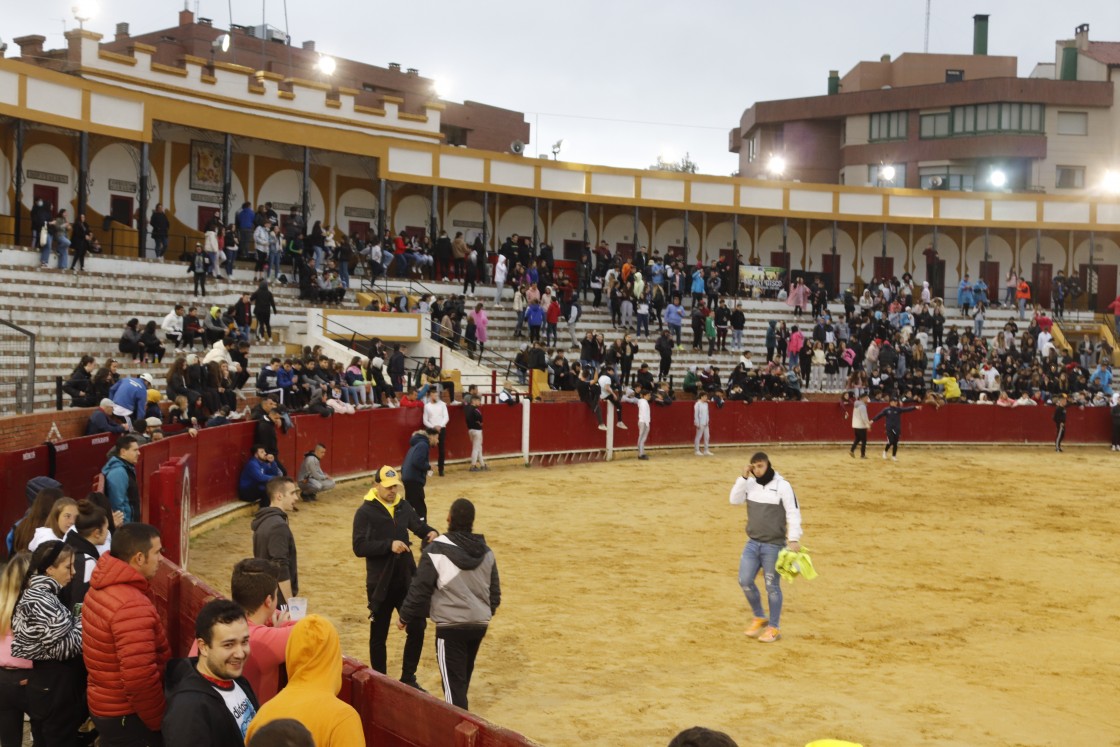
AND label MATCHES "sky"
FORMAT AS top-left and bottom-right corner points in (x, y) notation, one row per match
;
(3, 0), (1119, 176)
